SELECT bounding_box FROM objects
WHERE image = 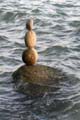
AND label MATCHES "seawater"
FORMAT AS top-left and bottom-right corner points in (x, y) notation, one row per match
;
(0, 0), (80, 120)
